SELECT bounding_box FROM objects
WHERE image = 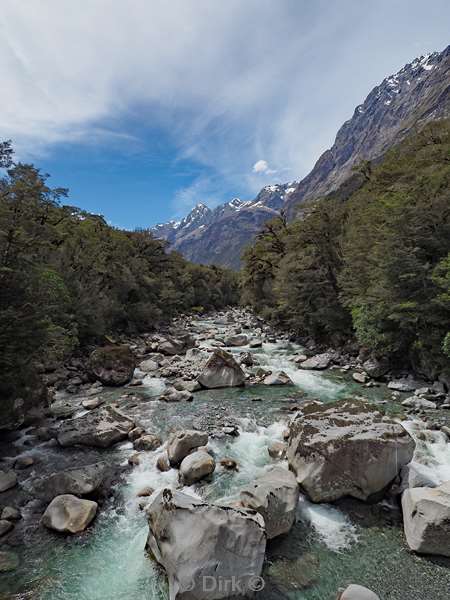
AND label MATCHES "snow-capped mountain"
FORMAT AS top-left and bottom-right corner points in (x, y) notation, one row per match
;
(152, 45), (450, 268)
